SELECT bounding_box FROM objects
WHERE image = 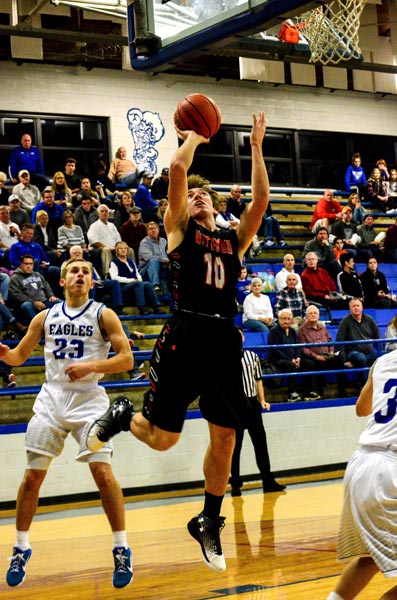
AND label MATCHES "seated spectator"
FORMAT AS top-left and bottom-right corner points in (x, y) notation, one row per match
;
(267, 308), (321, 402)
(8, 254), (60, 324)
(113, 191), (134, 230)
(9, 134), (48, 191)
(385, 167), (397, 214)
(376, 158), (390, 181)
(109, 241), (164, 315)
(336, 297), (380, 387)
(336, 254), (364, 302)
(344, 153), (367, 194)
(0, 171), (10, 205)
(66, 245), (126, 316)
(298, 305), (347, 397)
(73, 197), (98, 244)
(273, 273), (308, 327)
(260, 204), (287, 248)
(9, 223), (61, 296)
(274, 253), (302, 291)
(134, 172), (158, 222)
(302, 227), (340, 277)
(384, 217), (397, 263)
(63, 157), (81, 203)
(87, 204), (121, 278)
(32, 189), (64, 239)
(12, 170), (41, 215)
(51, 171), (72, 209)
(33, 210), (62, 266)
(8, 194), (30, 229)
(366, 167), (390, 212)
(242, 277), (274, 332)
(226, 184), (246, 218)
(310, 189), (342, 233)
(385, 313), (397, 352)
(57, 210), (87, 256)
(359, 256), (397, 309)
(331, 206), (371, 262)
(215, 198), (239, 230)
(0, 206), (20, 263)
(301, 252), (345, 308)
(346, 192), (365, 225)
(138, 221), (168, 294)
(121, 206), (146, 262)
(154, 199), (168, 240)
(236, 264), (252, 308)
(151, 167), (169, 200)
(90, 158), (116, 195)
(75, 177), (100, 208)
(356, 213), (385, 262)
(333, 237), (349, 264)
(108, 146), (138, 189)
